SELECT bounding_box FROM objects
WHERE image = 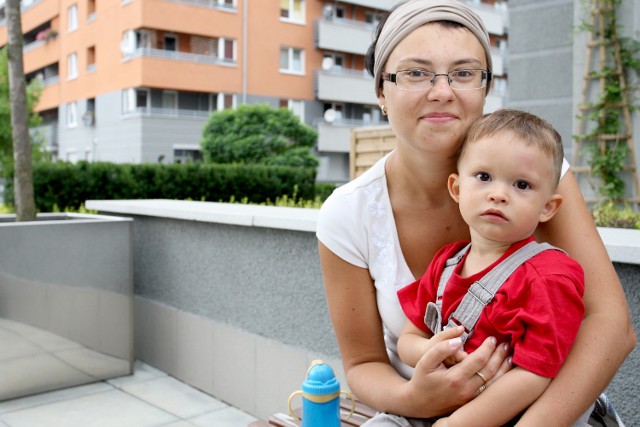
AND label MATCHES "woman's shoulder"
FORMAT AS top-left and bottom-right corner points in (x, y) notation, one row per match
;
(319, 155), (389, 218)
(316, 155), (391, 267)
